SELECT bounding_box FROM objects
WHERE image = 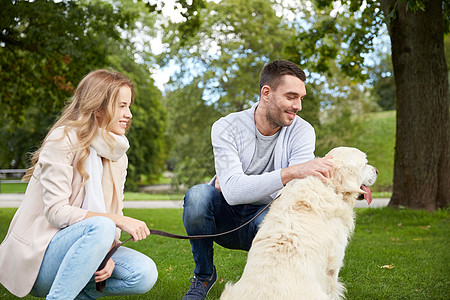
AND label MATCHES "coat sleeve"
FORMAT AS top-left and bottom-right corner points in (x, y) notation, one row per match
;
(38, 128), (87, 228)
